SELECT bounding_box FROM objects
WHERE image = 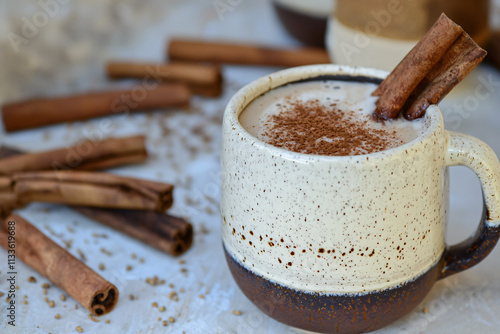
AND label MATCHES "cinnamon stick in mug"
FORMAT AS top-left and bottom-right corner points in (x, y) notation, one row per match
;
(2, 171), (173, 213)
(0, 135), (147, 175)
(373, 14), (486, 120)
(168, 38), (330, 67)
(0, 214), (119, 316)
(74, 207), (193, 256)
(2, 83), (190, 132)
(107, 62), (223, 97)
